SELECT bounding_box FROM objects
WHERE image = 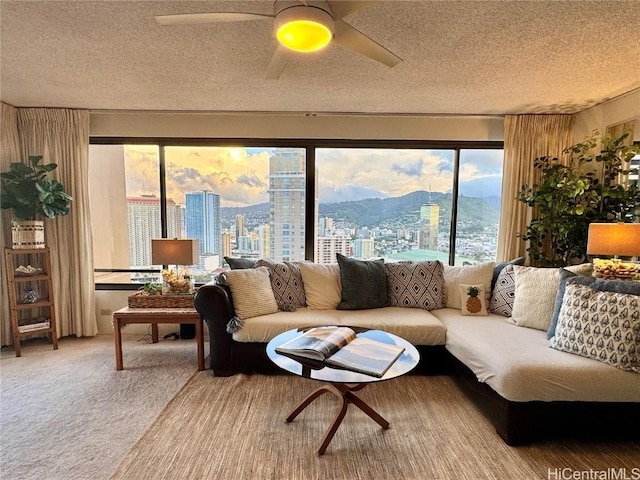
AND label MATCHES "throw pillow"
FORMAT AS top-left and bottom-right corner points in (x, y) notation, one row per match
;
(547, 268), (578, 339)
(336, 253), (387, 310)
(298, 262), (342, 310)
(549, 282), (640, 373)
(510, 266), (561, 331)
(220, 266), (279, 320)
(385, 260), (446, 310)
(488, 264), (516, 317)
(443, 262), (495, 309)
(460, 284), (488, 316)
(224, 256), (257, 270)
(256, 259), (306, 311)
(491, 256), (525, 292)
